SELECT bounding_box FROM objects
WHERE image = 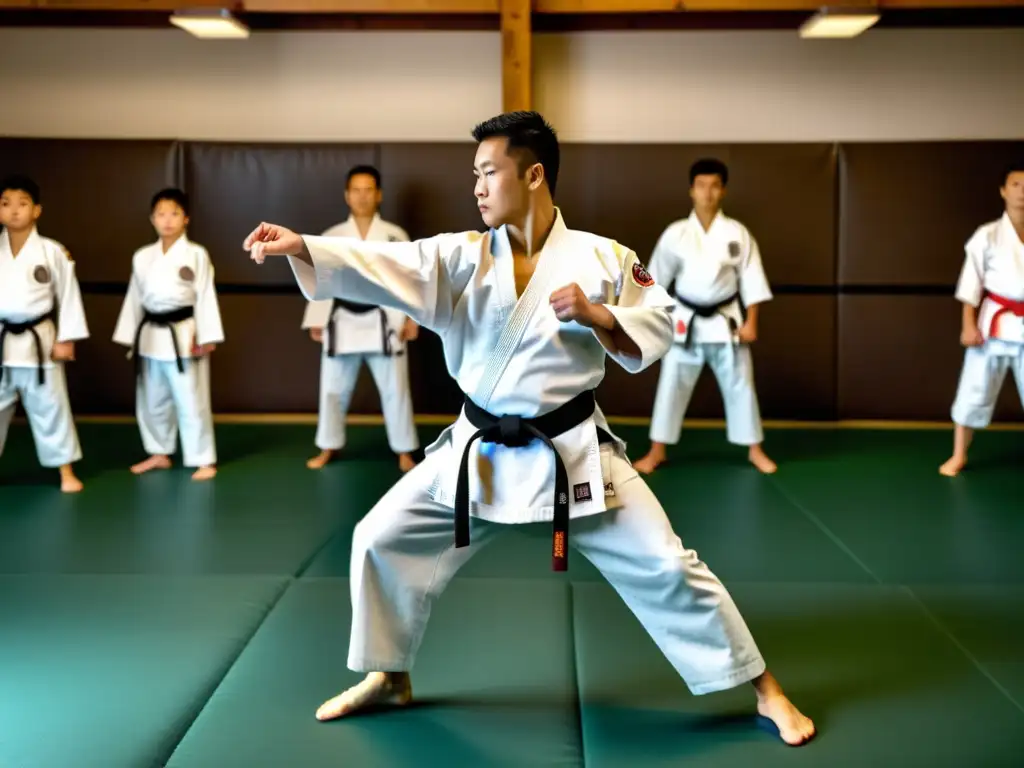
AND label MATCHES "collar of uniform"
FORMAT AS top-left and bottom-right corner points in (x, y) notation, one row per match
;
(0, 225), (41, 258)
(154, 233), (189, 257)
(492, 206), (567, 257)
(1000, 211), (1024, 250)
(687, 208), (725, 237)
